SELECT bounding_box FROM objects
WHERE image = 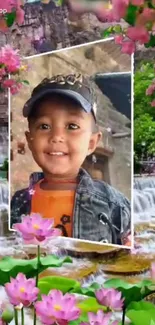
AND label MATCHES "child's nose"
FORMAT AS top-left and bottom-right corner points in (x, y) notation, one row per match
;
(48, 127), (64, 143)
